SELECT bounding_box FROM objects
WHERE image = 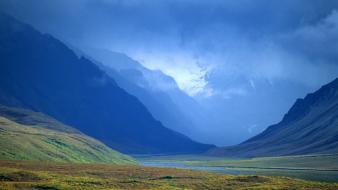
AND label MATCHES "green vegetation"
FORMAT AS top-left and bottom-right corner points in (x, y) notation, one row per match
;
(0, 106), (135, 165)
(137, 154), (338, 182)
(0, 160), (337, 190)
